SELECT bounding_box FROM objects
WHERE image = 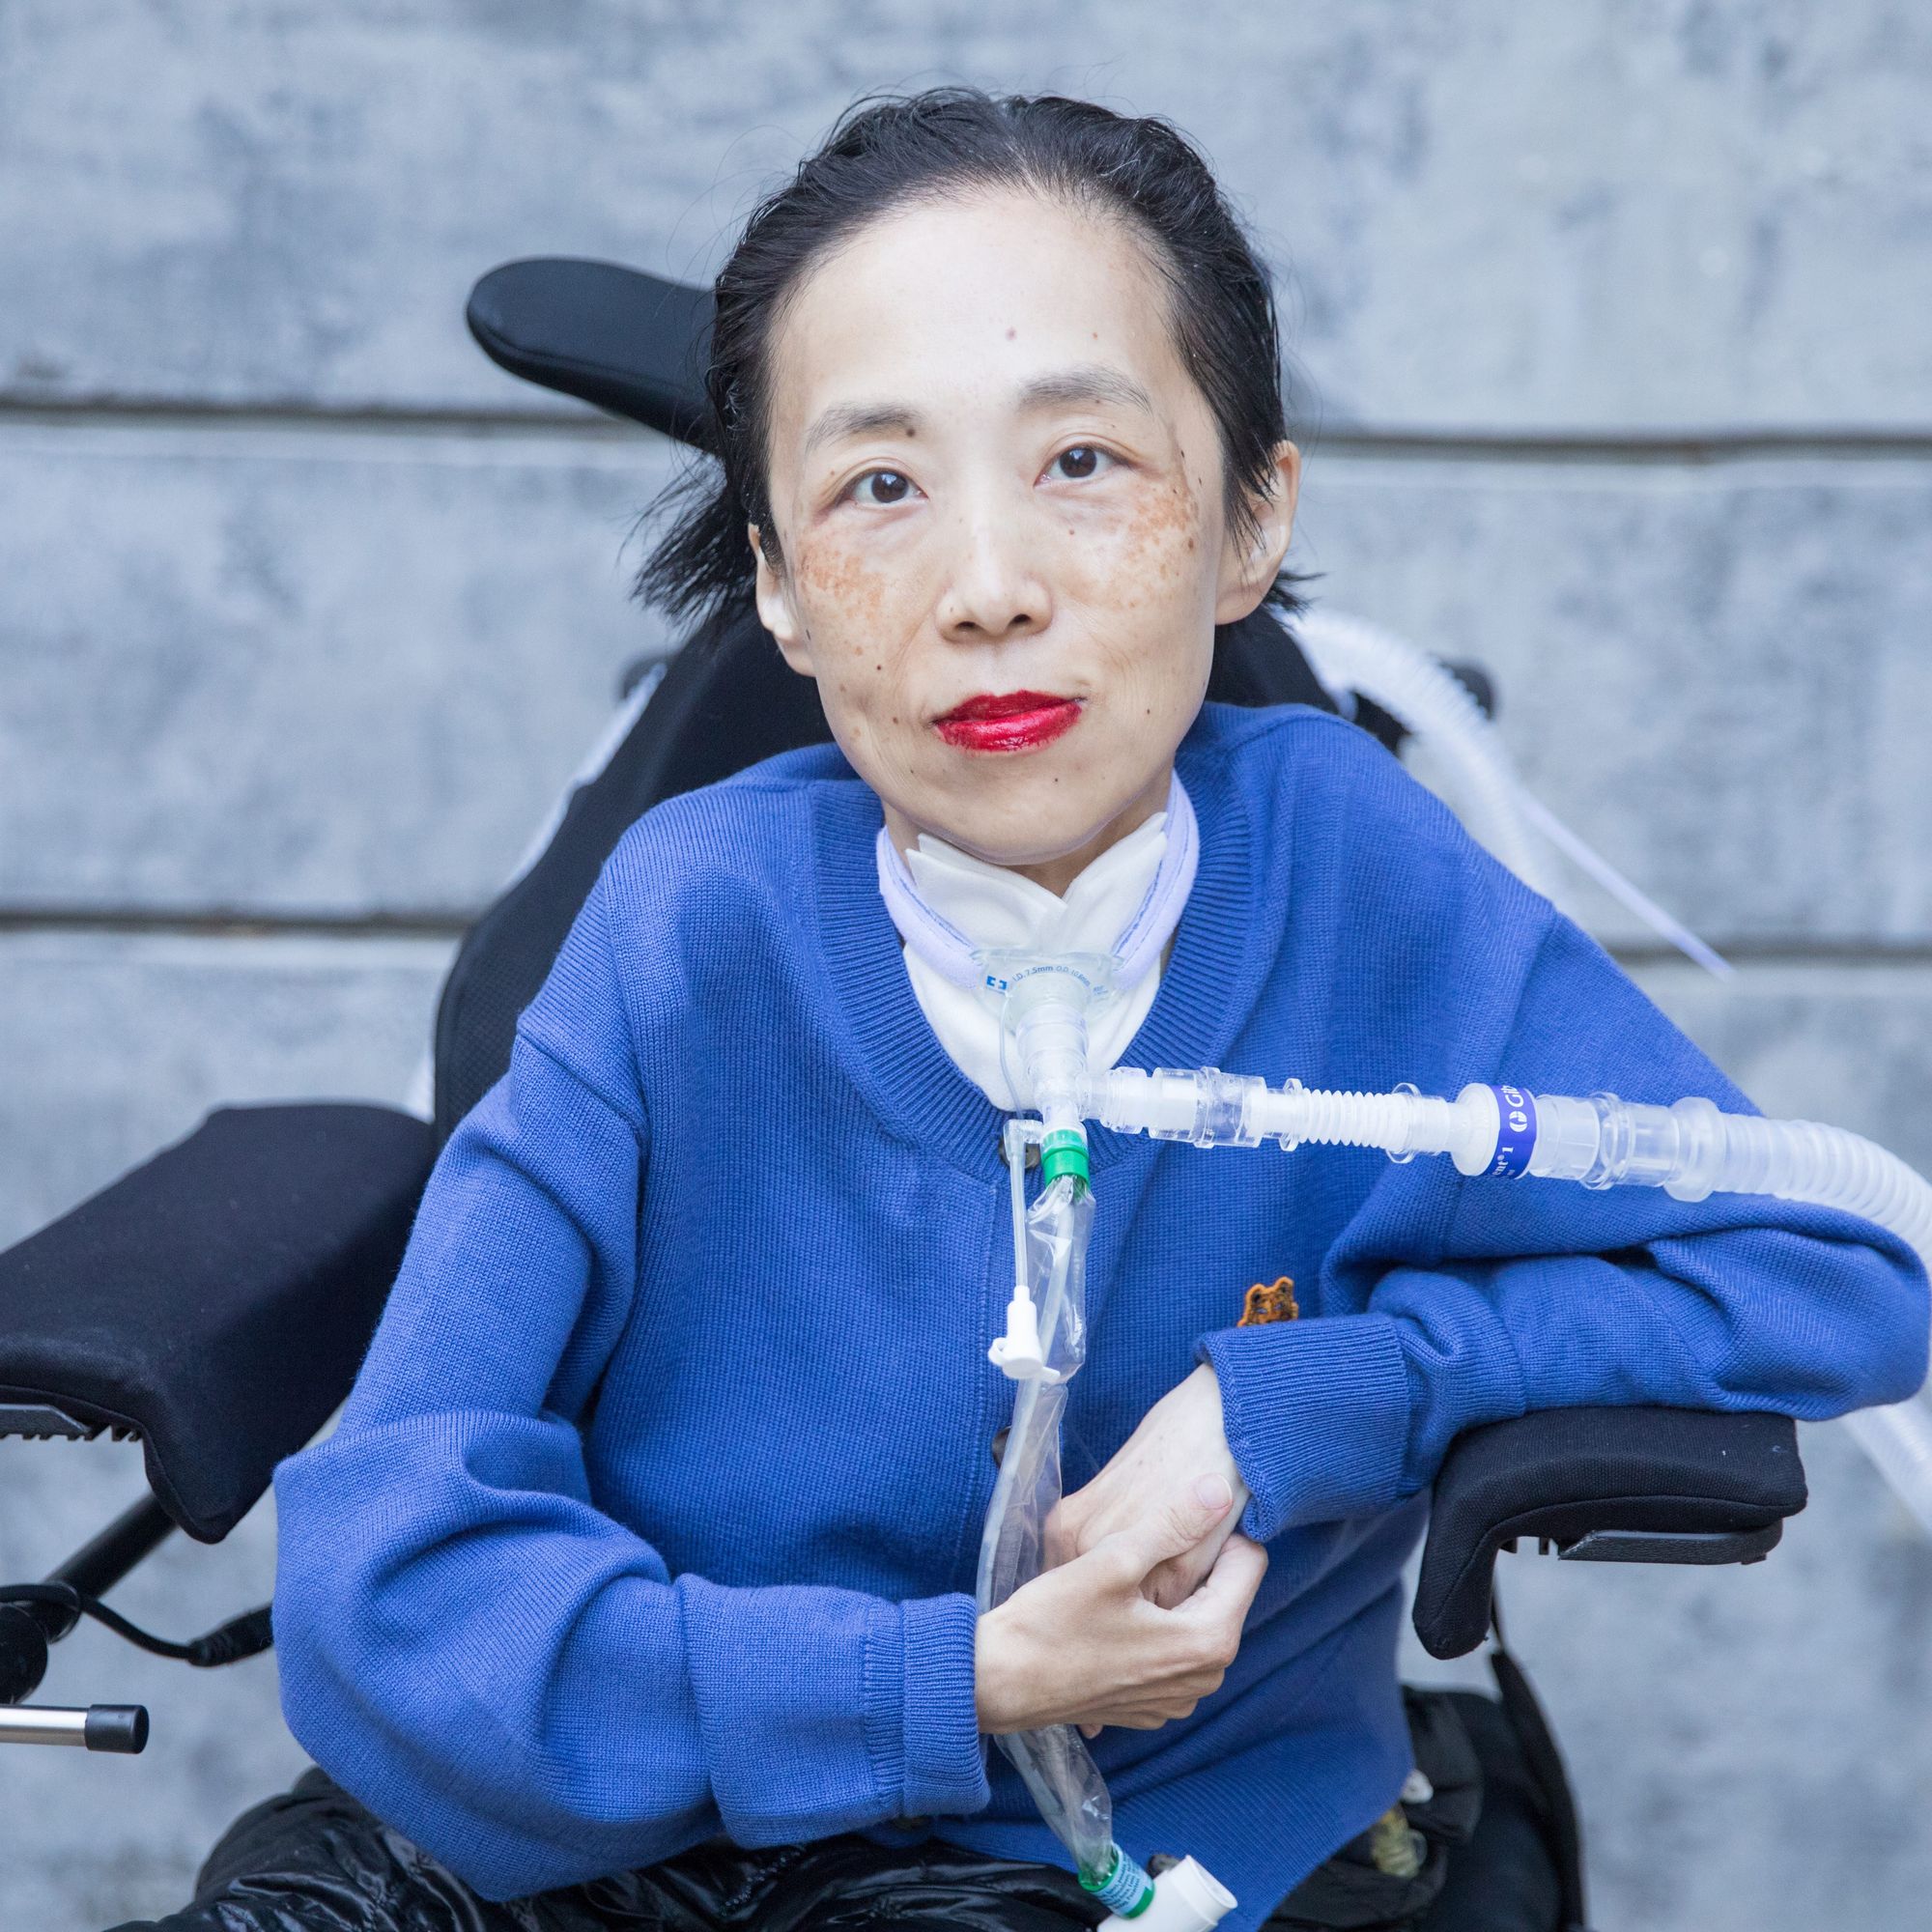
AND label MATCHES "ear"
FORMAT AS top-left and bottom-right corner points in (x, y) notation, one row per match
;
(750, 525), (815, 678)
(1212, 440), (1302, 626)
